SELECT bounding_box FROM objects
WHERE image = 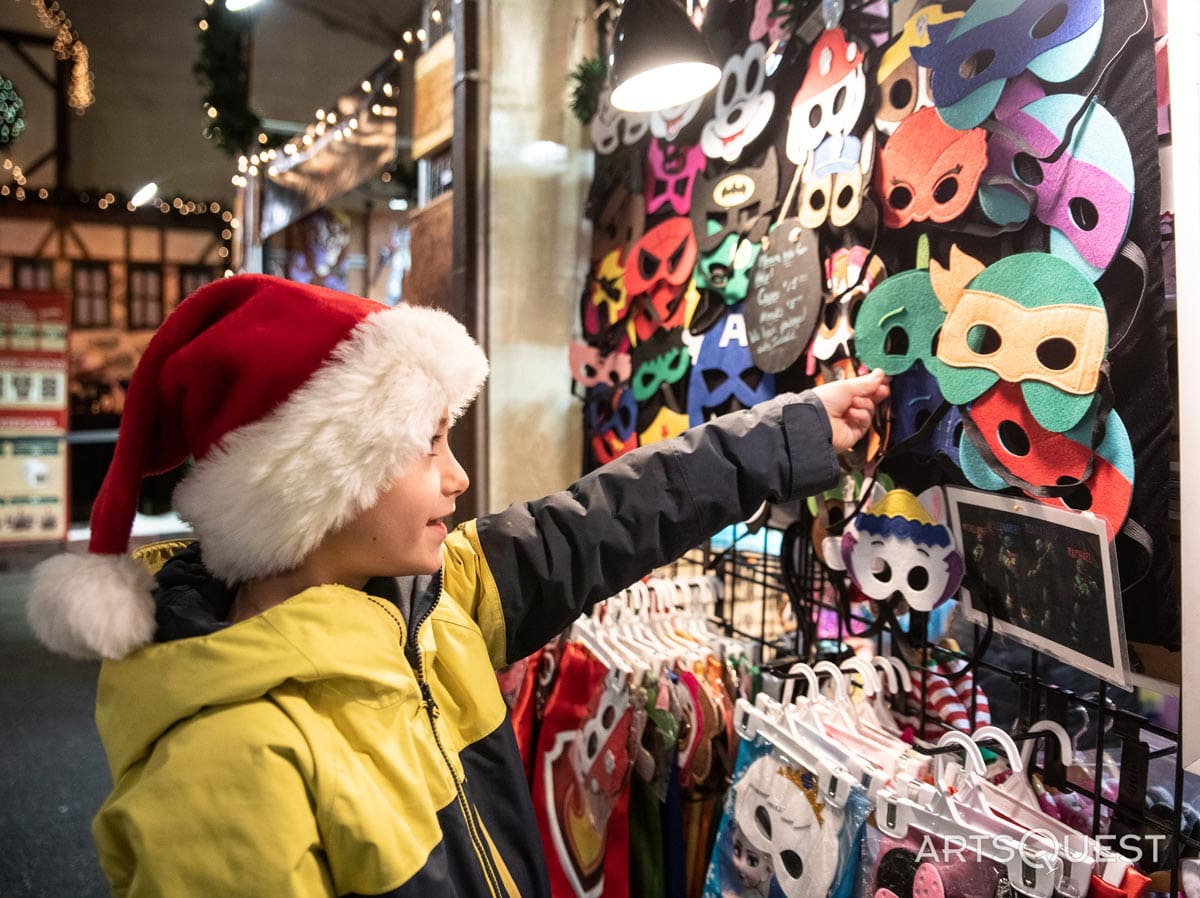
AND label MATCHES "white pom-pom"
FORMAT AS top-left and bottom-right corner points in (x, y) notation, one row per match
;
(27, 553), (157, 660)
